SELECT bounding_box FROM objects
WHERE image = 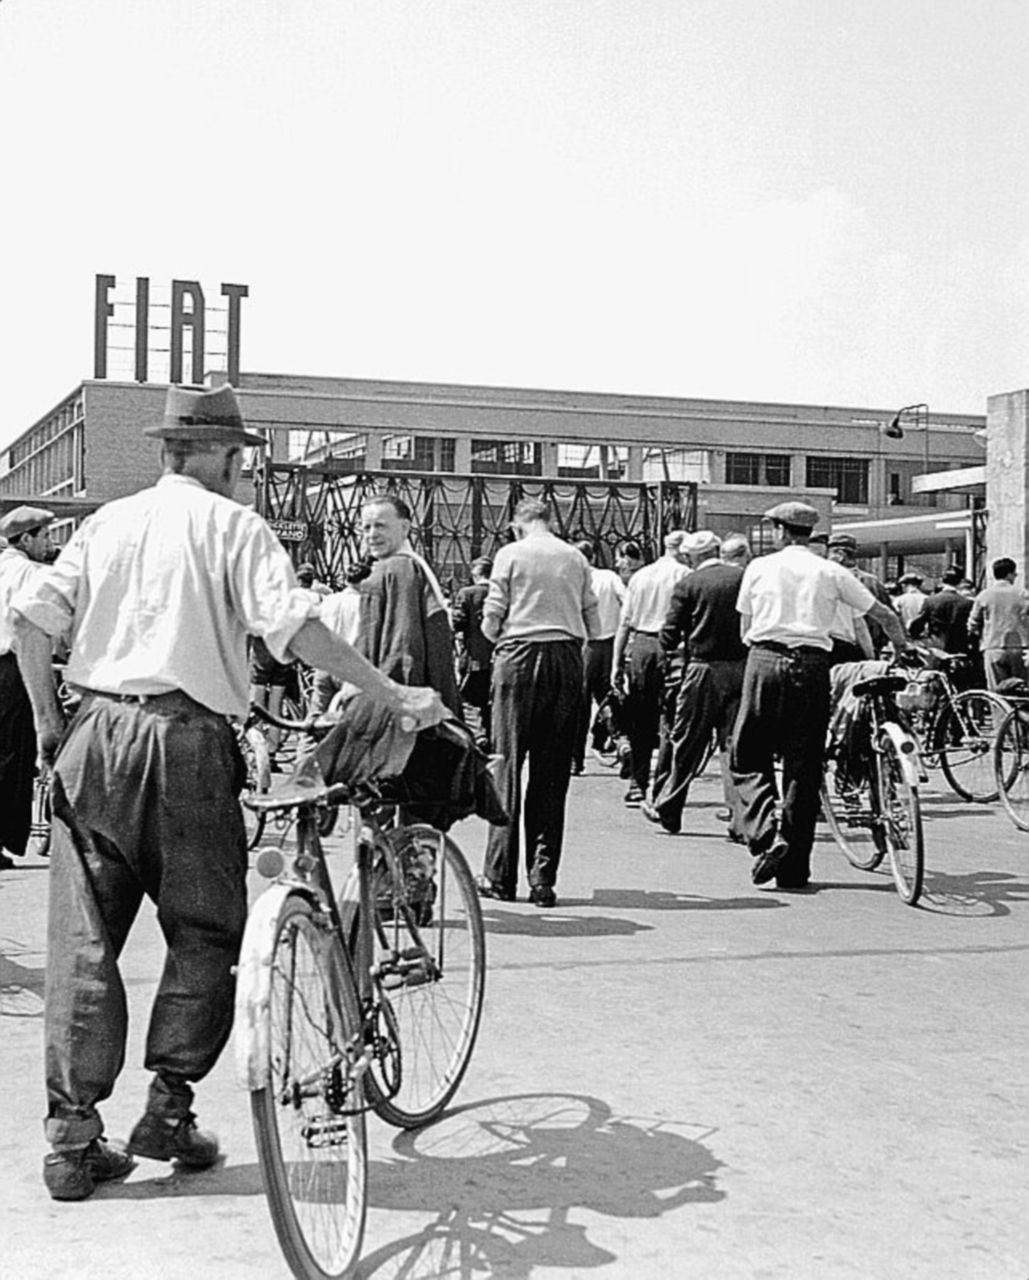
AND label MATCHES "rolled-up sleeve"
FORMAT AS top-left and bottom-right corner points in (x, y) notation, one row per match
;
(482, 556), (511, 643)
(227, 513), (321, 662)
(11, 526), (86, 642)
